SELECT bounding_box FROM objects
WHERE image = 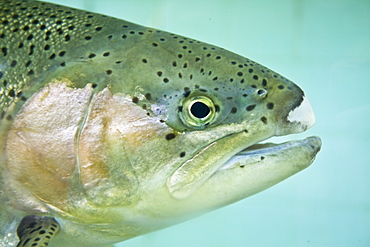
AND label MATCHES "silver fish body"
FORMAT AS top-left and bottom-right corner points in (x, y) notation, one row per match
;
(0, 1), (321, 246)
